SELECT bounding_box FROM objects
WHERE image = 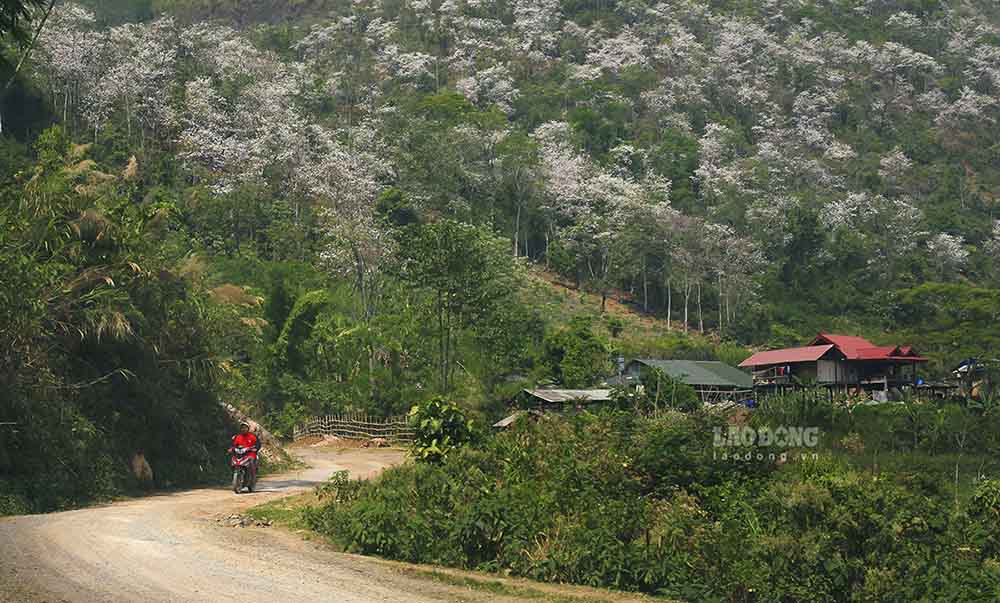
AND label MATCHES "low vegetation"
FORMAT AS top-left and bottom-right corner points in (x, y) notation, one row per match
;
(299, 398), (1000, 601)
